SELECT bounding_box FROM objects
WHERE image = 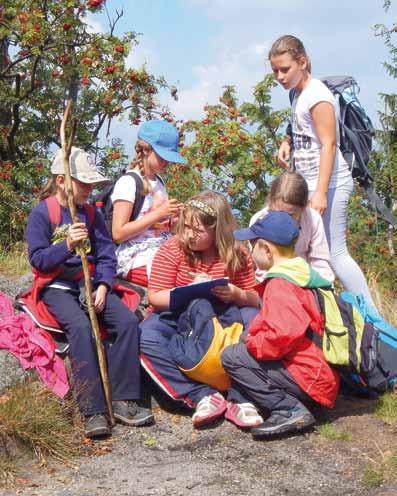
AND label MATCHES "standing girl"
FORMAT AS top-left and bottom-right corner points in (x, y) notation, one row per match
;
(268, 35), (377, 309)
(111, 120), (185, 287)
(251, 171), (334, 283)
(26, 147), (153, 439)
(140, 191), (262, 428)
